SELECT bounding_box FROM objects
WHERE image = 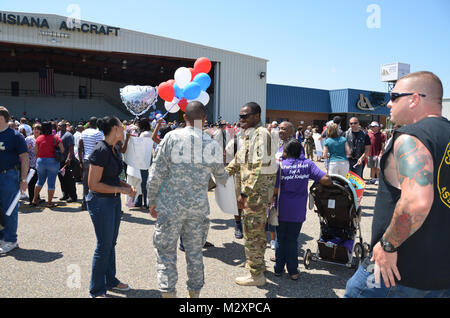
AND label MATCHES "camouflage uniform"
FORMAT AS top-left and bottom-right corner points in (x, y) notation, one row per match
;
(226, 122), (277, 276)
(147, 126), (228, 293)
